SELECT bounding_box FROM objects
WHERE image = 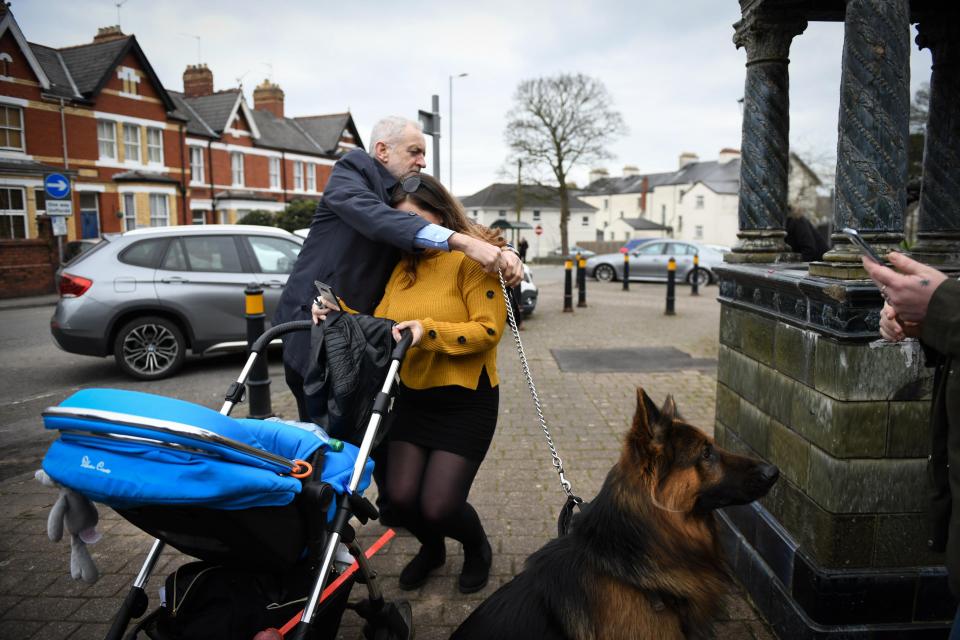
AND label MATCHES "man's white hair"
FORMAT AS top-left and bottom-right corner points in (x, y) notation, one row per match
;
(368, 116), (422, 156)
